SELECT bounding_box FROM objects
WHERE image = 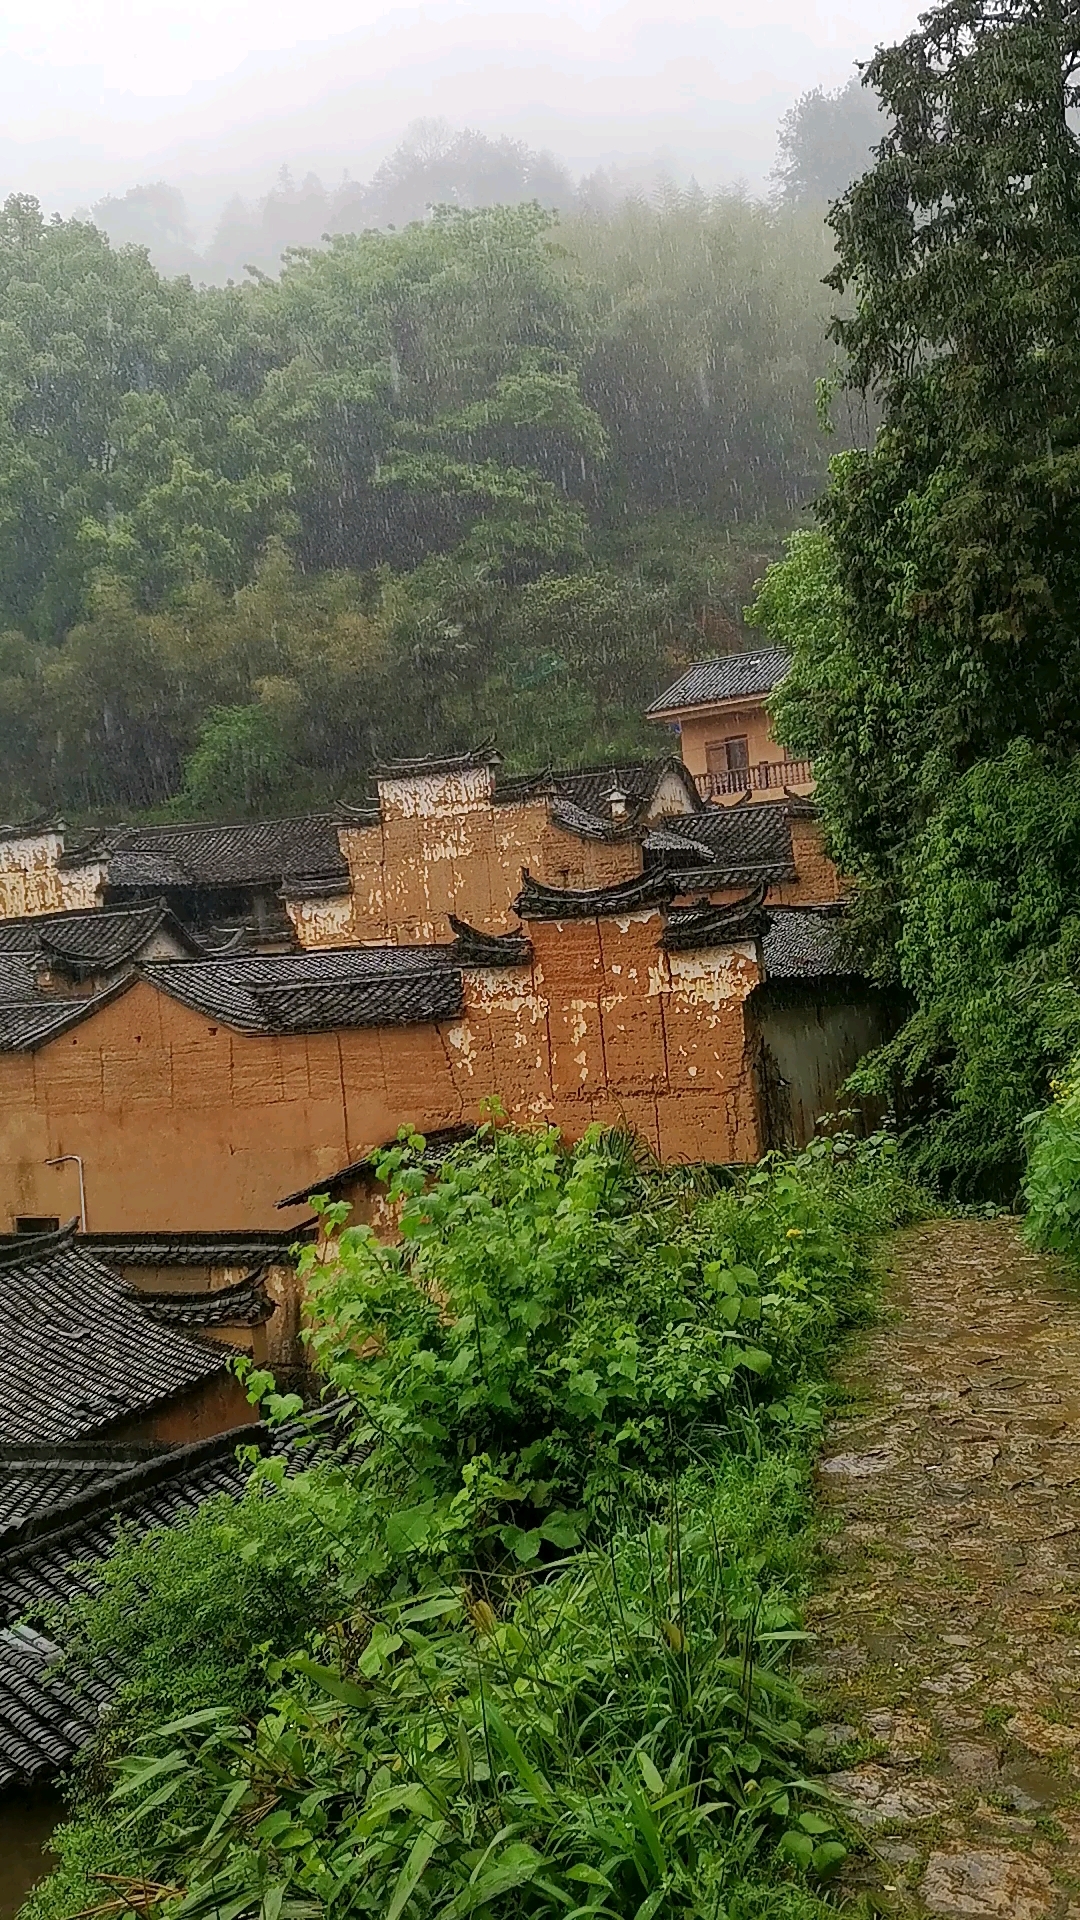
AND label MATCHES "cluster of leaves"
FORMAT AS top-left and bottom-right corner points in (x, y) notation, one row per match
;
(0, 187), (836, 817)
(28, 1124), (924, 1920)
(1022, 1052), (1080, 1257)
(750, 0), (1080, 1196)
